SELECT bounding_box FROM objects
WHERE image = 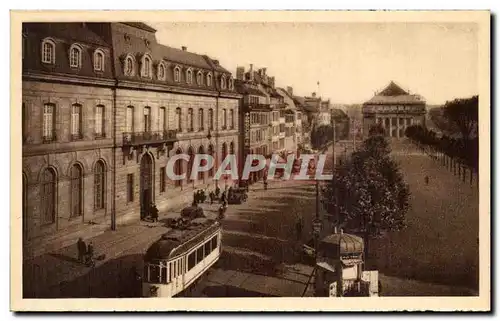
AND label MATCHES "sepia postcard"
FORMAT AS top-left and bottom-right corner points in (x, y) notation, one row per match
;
(10, 10), (490, 312)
